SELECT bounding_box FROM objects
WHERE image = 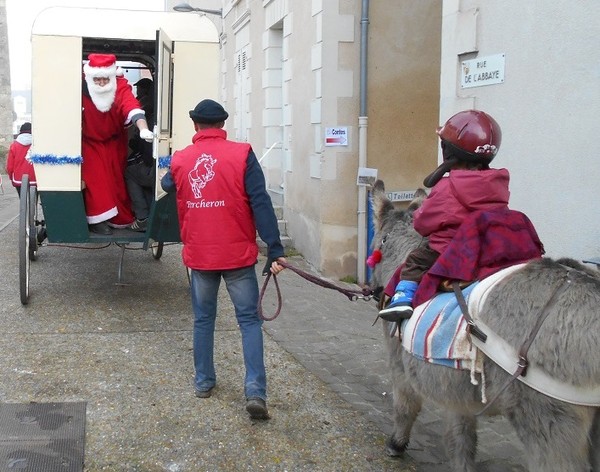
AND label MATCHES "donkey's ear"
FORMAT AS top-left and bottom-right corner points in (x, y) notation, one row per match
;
(414, 188), (427, 198)
(371, 180), (394, 230)
(372, 179), (385, 194)
(407, 188), (427, 211)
